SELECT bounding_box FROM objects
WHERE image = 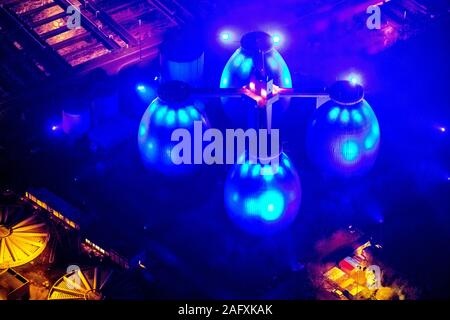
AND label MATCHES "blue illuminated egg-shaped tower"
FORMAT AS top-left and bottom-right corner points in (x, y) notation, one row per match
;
(307, 81), (380, 177)
(220, 31), (292, 127)
(224, 153), (301, 234)
(138, 81), (209, 176)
